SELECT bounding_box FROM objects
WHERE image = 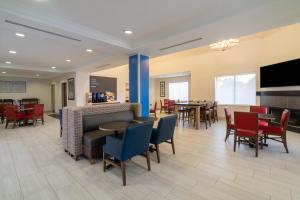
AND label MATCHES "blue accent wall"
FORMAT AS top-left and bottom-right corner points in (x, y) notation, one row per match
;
(128, 54), (150, 117)
(140, 55), (150, 117)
